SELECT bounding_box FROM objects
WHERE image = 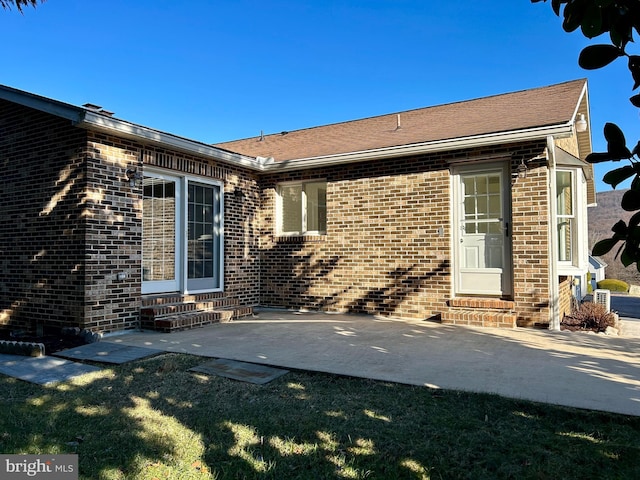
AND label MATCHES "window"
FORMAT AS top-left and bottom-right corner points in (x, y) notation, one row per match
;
(277, 180), (326, 235)
(556, 170), (575, 263)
